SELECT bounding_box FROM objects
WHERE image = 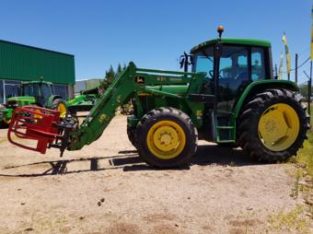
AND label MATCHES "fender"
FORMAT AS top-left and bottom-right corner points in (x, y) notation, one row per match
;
(46, 95), (63, 108)
(232, 80), (299, 120)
